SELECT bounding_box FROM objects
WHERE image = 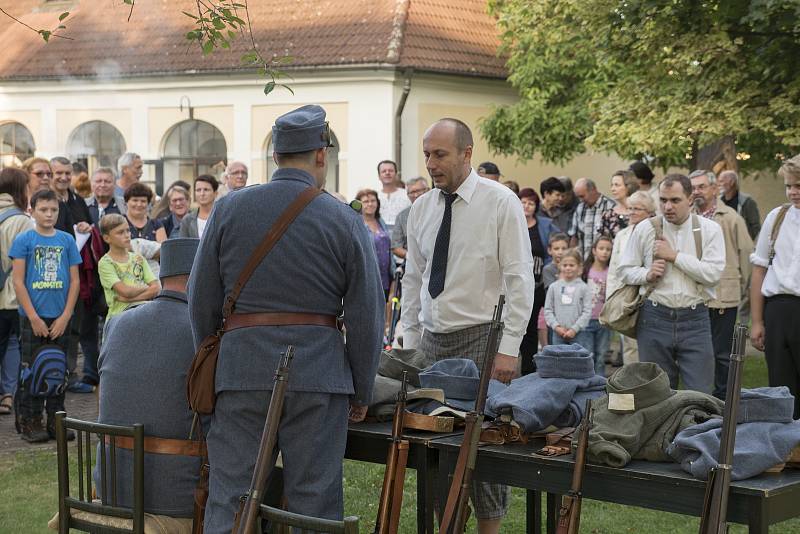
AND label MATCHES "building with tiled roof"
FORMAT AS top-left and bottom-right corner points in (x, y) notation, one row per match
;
(0, 0), (626, 196)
